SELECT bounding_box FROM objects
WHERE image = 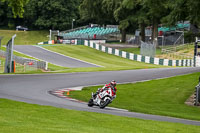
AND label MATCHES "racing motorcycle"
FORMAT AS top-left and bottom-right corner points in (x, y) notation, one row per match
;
(88, 87), (116, 109)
